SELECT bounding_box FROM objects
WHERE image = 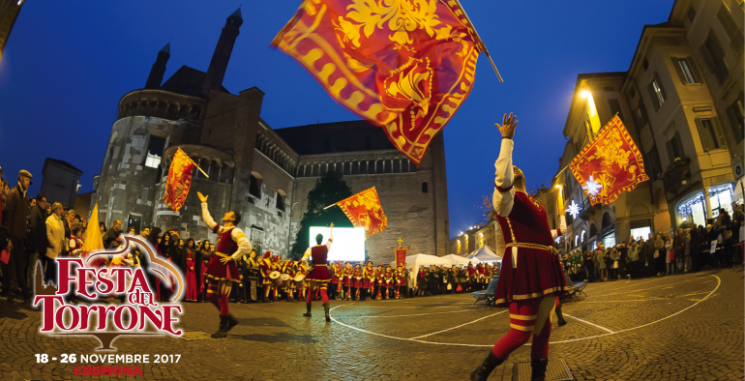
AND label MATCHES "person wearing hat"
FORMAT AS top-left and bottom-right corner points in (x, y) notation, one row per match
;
(362, 260), (375, 301)
(2, 170), (32, 302)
